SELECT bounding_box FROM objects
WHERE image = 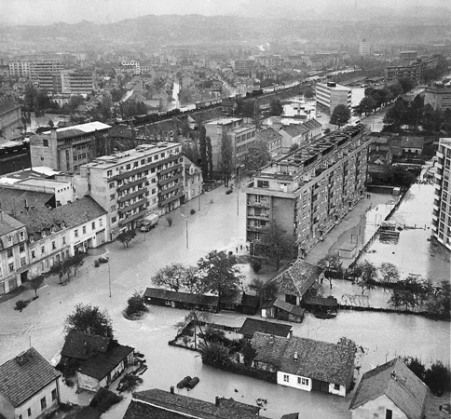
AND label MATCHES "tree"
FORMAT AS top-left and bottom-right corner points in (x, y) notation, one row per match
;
(270, 99), (283, 116)
(359, 260), (378, 293)
(199, 126), (208, 180)
(117, 230), (136, 248)
(125, 292), (148, 318)
(183, 265), (200, 293)
(65, 303), (113, 338)
(358, 96), (377, 115)
(246, 140), (270, 172)
(253, 224), (296, 271)
(219, 132), (234, 186)
(197, 250), (240, 311)
(403, 356), (426, 381)
(379, 262), (399, 285)
(152, 263), (187, 293)
(242, 340), (257, 366)
(175, 310), (210, 350)
(330, 104), (351, 128)
(48, 119), (54, 128)
(398, 77), (414, 94)
(28, 275), (45, 298)
(424, 361), (451, 394)
(387, 82), (403, 98)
